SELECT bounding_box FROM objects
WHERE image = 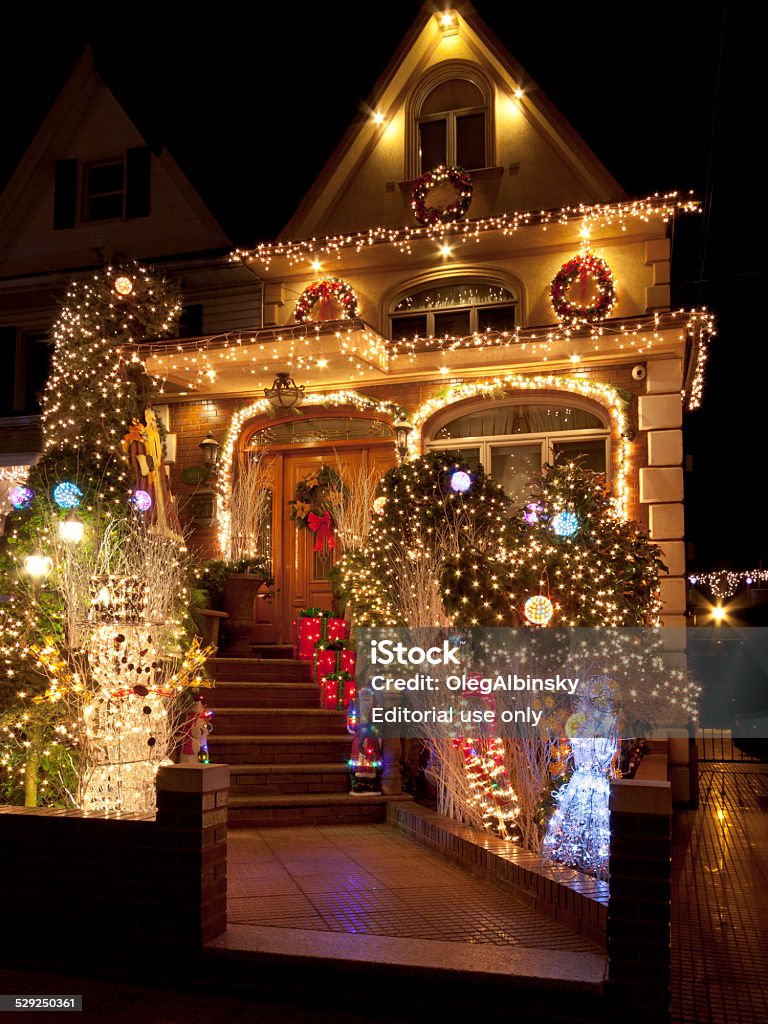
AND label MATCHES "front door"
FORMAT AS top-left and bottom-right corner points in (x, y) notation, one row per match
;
(244, 440), (396, 644)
